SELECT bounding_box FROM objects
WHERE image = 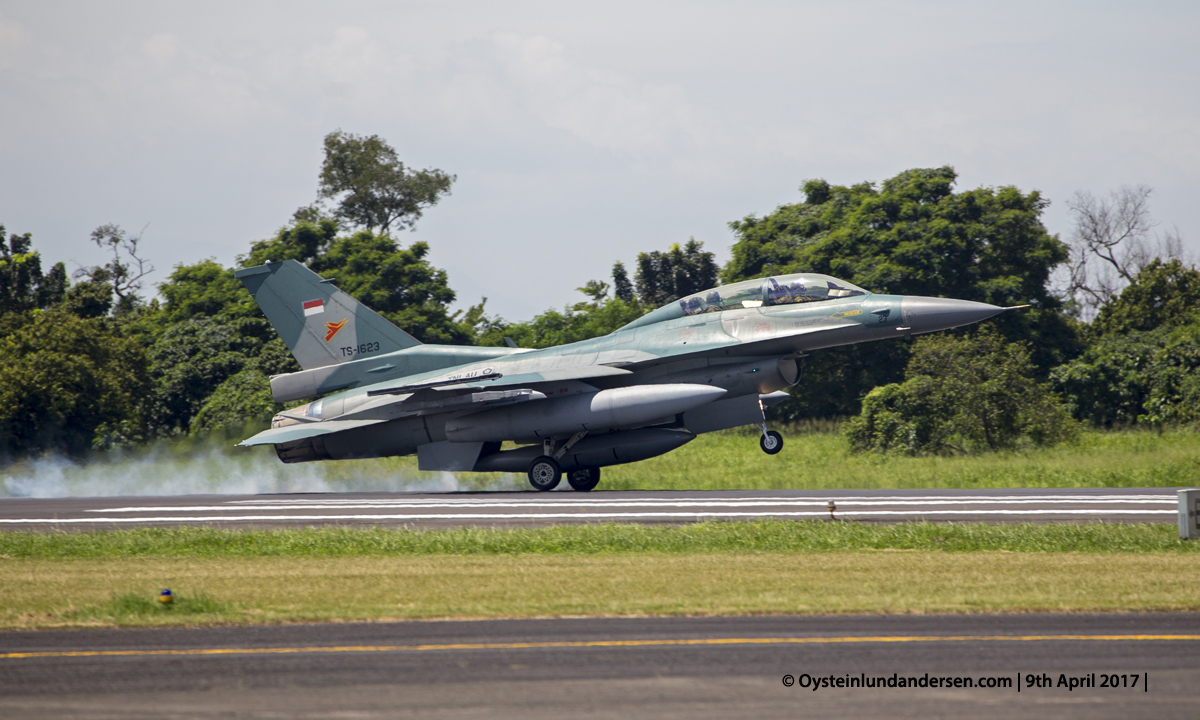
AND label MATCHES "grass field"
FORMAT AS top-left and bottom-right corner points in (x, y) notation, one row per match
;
(4, 553), (1198, 629)
(2, 522), (1198, 629)
(2, 521), (1198, 557)
(1, 426), (1196, 630)
(3, 425), (1196, 497)
(603, 425), (1200, 490)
